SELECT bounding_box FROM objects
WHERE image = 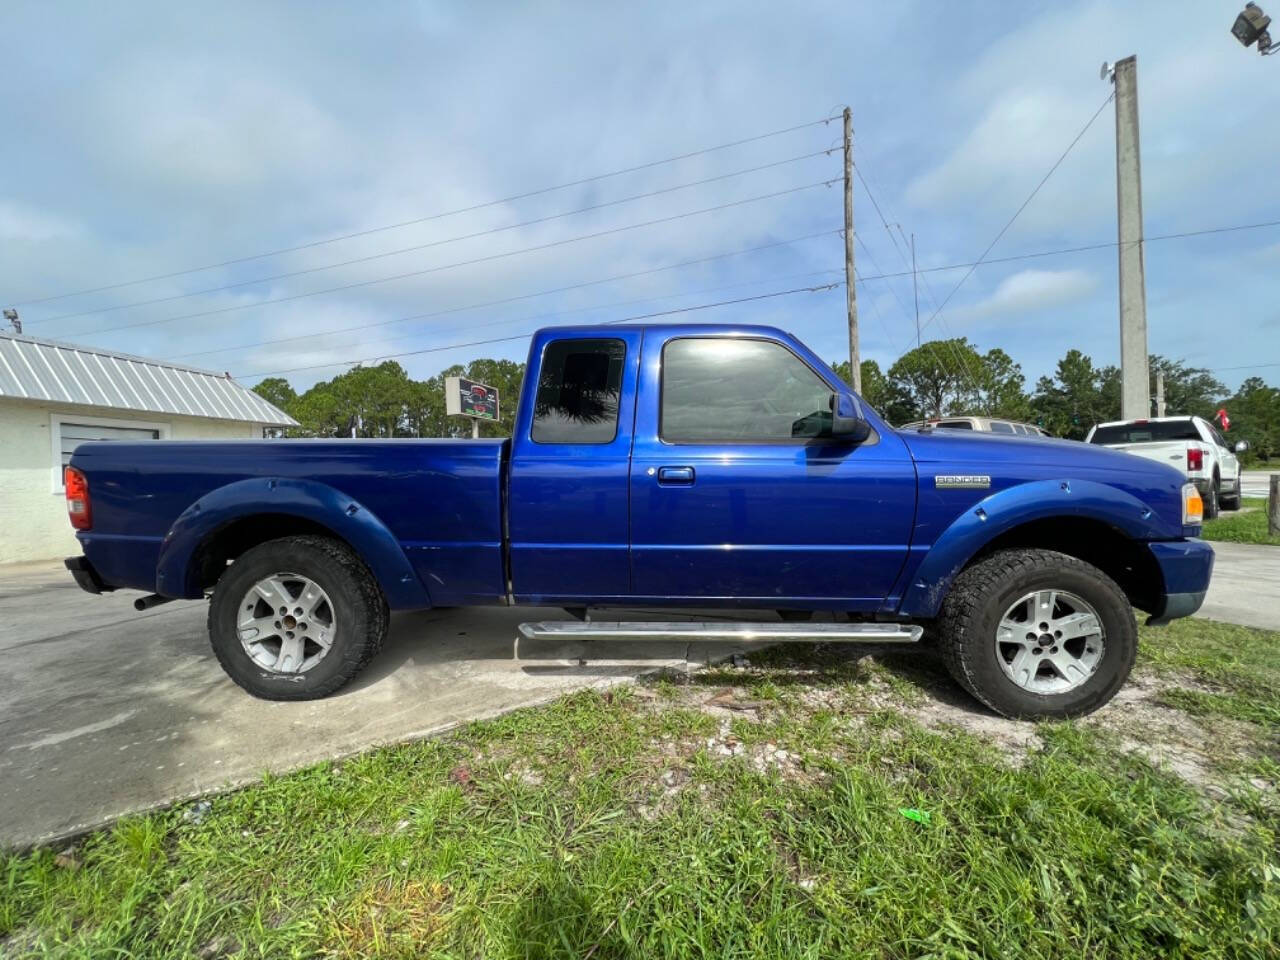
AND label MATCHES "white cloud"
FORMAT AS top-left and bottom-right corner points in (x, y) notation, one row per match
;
(950, 268), (1098, 322)
(0, 200), (83, 242)
(904, 1), (1280, 235)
